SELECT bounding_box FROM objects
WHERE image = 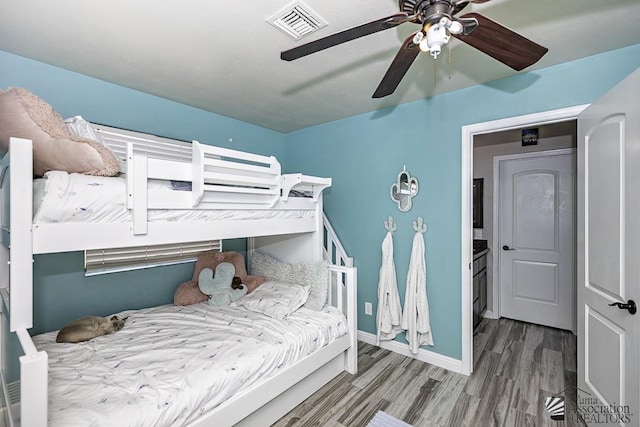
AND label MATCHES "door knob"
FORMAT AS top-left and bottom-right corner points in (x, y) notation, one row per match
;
(608, 299), (637, 315)
(502, 245), (515, 251)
